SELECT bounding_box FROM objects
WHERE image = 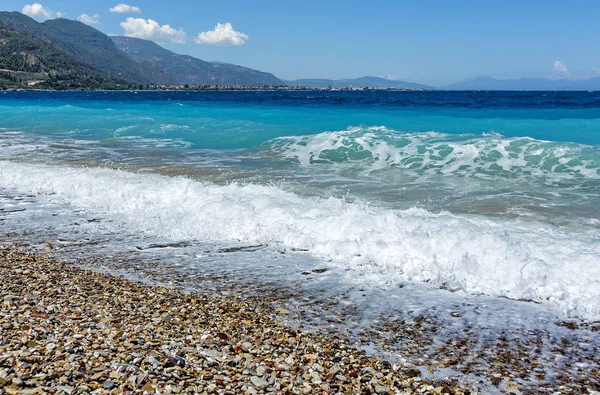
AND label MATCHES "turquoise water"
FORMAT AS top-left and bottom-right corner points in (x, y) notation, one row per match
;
(2, 93), (600, 148)
(1, 91), (600, 319)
